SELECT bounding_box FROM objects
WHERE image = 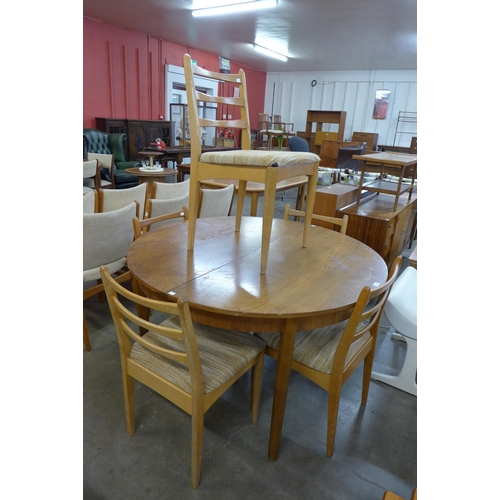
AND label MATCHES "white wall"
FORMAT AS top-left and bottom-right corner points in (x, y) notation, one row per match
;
(264, 70), (417, 147)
